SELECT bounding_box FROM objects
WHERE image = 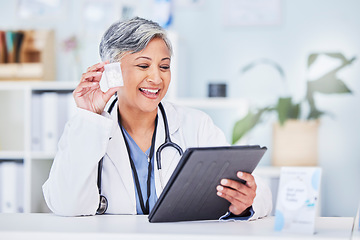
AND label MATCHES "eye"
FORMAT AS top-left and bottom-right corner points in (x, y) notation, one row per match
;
(160, 65), (170, 70)
(137, 64), (149, 69)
